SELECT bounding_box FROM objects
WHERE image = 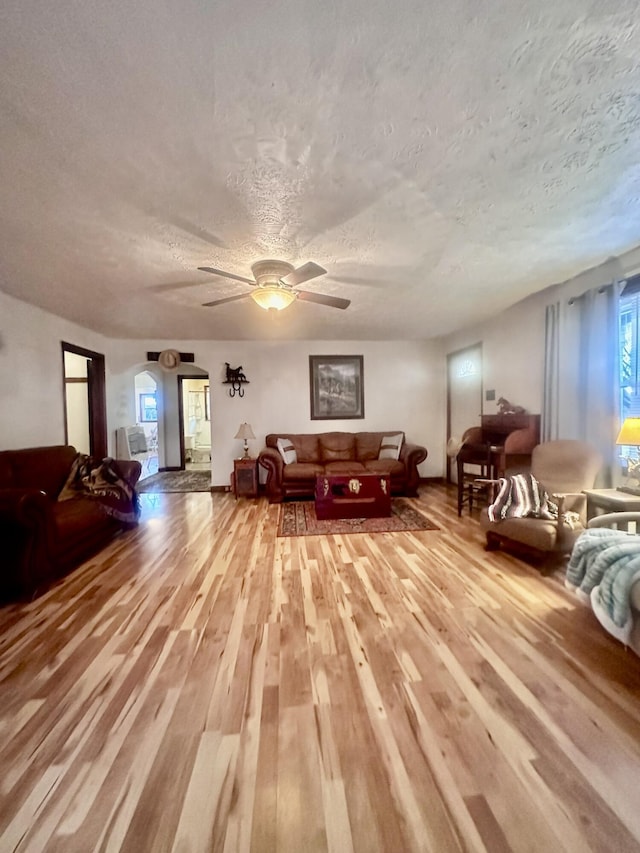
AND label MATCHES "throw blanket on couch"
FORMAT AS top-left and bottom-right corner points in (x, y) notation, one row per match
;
(565, 528), (640, 646)
(59, 454), (140, 523)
